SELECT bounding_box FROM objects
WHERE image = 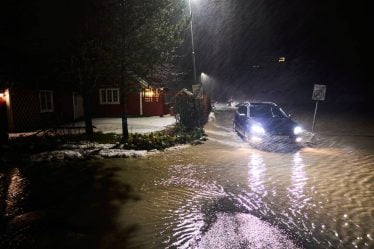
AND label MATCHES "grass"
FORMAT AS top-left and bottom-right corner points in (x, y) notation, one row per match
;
(2, 127), (205, 159)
